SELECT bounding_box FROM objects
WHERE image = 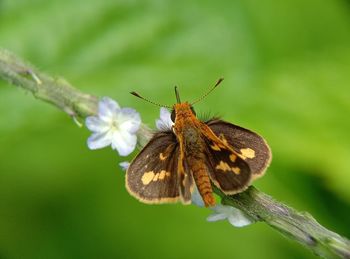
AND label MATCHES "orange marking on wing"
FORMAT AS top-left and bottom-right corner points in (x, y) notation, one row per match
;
(210, 144), (221, 151)
(232, 167), (241, 175)
(240, 148), (256, 159)
(141, 171), (155, 185)
(229, 154), (237, 162)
